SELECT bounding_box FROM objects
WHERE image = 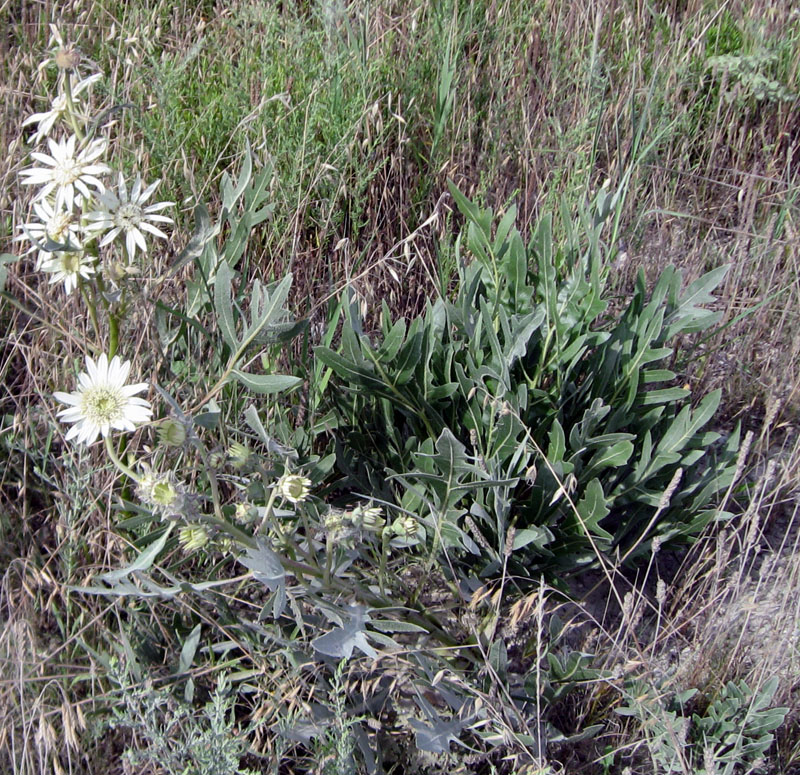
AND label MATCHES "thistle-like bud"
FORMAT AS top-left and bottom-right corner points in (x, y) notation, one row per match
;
(55, 47), (81, 72)
(324, 511), (346, 532)
(137, 469), (184, 519)
(207, 450), (225, 469)
(234, 501), (255, 524)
